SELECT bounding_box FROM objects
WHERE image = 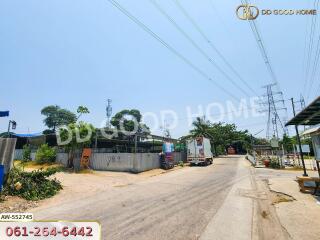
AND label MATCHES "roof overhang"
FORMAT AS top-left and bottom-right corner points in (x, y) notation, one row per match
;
(301, 127), (320, 136)
(285, 96), (320, 126)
